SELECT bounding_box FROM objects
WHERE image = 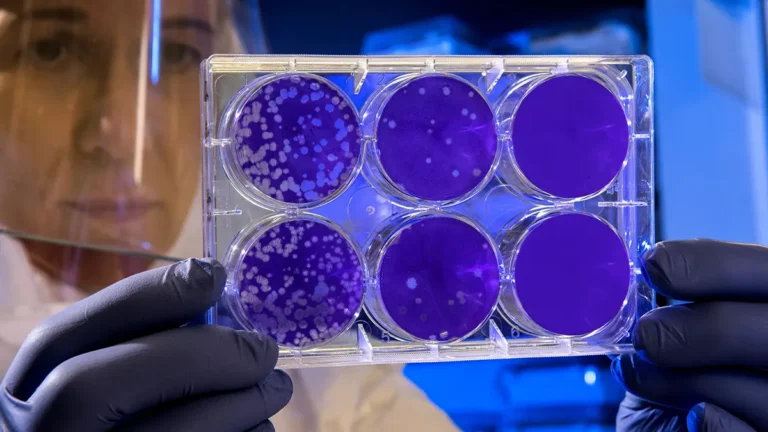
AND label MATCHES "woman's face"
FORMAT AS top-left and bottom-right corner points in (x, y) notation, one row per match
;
(0, 0), (224, 286)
